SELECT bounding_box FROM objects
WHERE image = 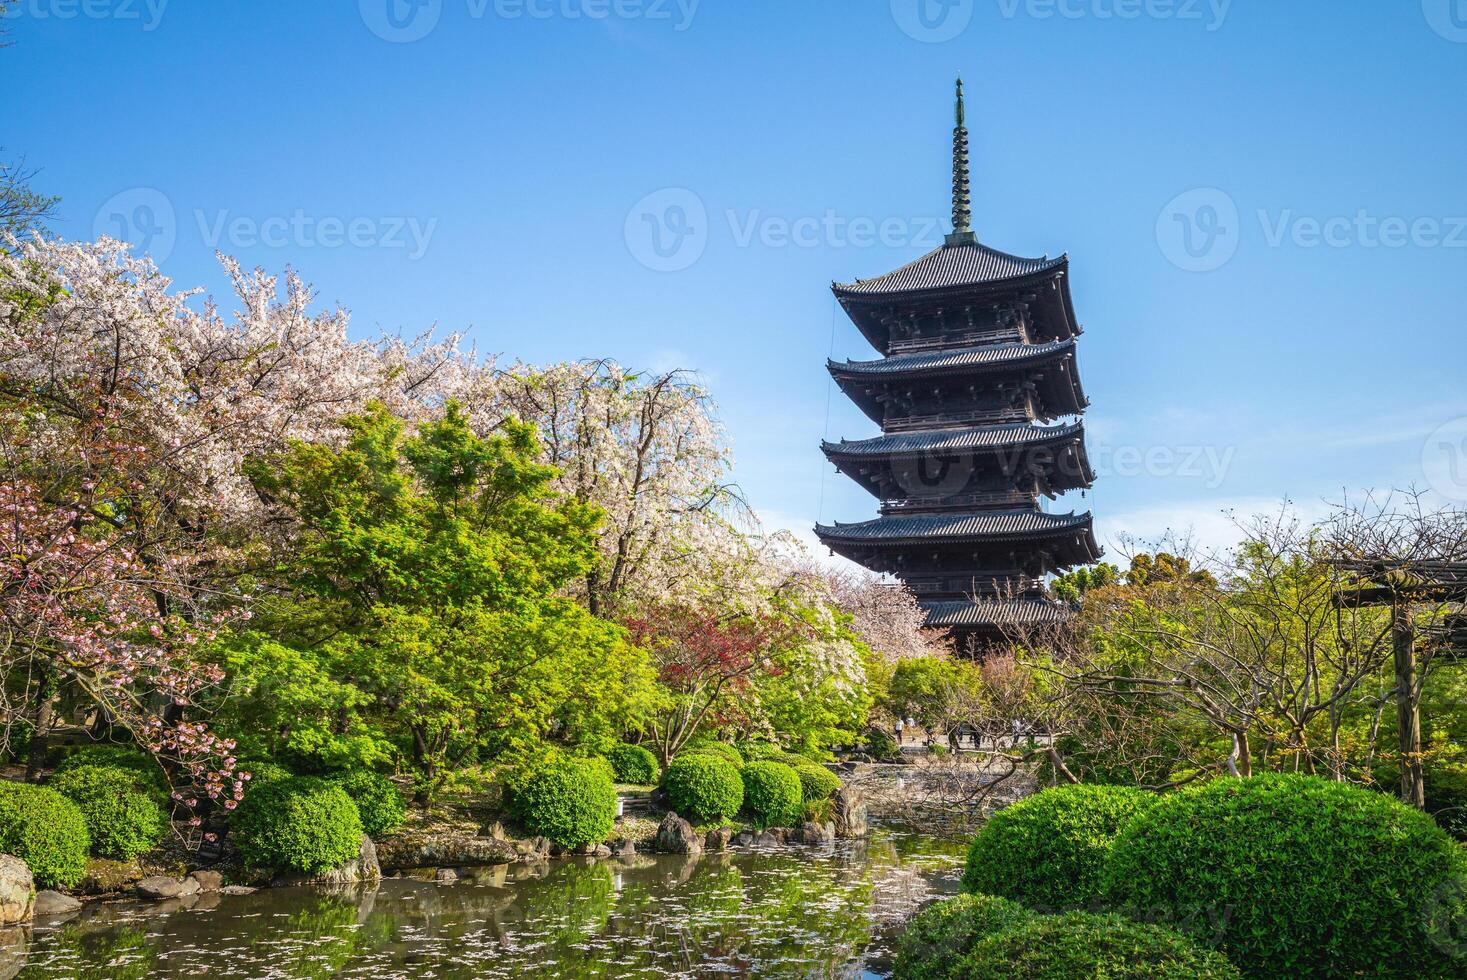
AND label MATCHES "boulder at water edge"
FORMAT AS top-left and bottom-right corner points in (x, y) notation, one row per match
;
(0, 857), (32, 924)
(654, 812), (703, 854)
(831, 788), (869, 838)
